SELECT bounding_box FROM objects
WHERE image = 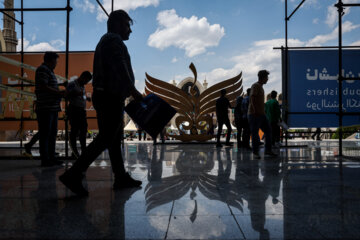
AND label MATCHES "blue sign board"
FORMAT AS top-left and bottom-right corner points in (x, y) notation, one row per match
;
(286, 50), (360, 127)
